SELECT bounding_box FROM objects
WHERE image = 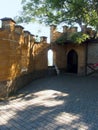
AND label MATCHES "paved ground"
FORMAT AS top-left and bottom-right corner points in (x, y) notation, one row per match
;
(0, 74), (98, 130)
